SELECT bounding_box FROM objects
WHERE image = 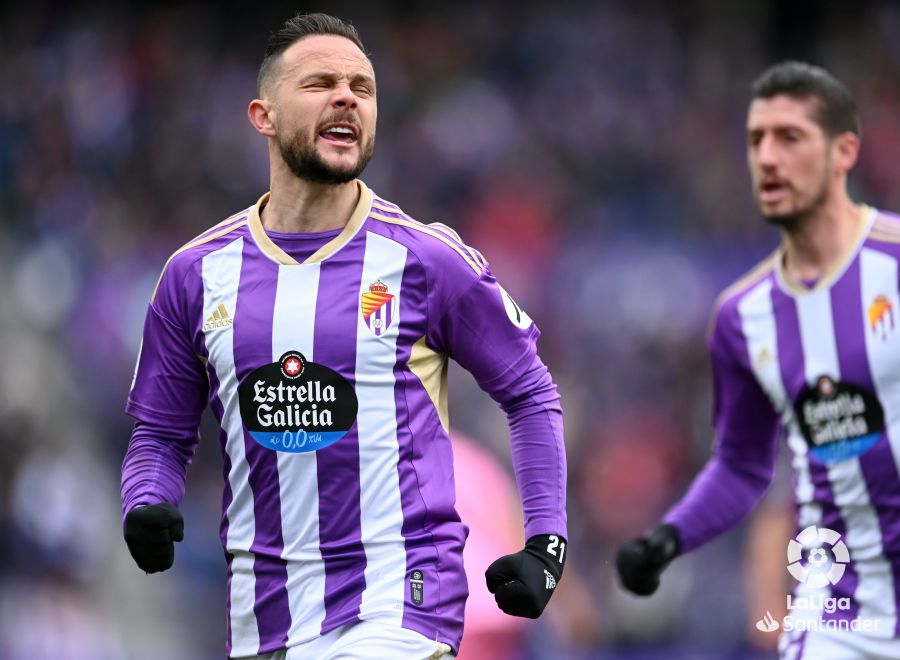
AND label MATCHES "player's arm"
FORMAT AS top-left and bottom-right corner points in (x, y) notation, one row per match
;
(121, 259), (207, 573)
(429, 263), (566, 618)
(616, 305), (780, 595)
